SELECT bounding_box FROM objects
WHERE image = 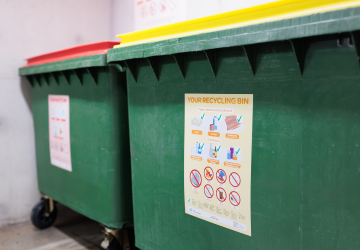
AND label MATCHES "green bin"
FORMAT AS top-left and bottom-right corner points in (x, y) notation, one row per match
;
(19, 42), (133, 245)
(107, 2), (360, 250)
